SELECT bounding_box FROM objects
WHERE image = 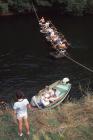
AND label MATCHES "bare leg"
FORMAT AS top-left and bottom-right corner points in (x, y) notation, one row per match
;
(24, 118), (30, 135)
(49, 97), (59, 102)
(17, 118), (23, 135)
